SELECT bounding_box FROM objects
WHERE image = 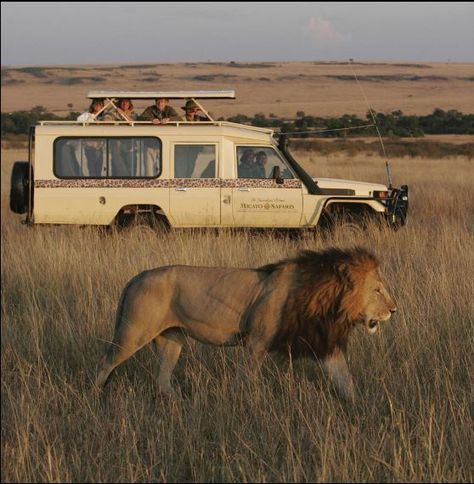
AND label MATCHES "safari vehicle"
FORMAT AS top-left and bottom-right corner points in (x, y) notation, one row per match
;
(10, 90), (408, 230)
